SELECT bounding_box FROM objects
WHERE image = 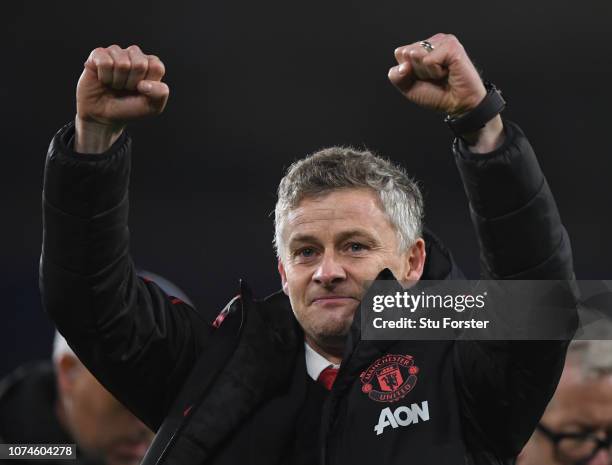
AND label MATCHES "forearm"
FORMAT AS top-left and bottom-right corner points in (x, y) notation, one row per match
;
(40, 122), (208, 429)
(454, 120), (573, 279)
(41, 121), (133, 343)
